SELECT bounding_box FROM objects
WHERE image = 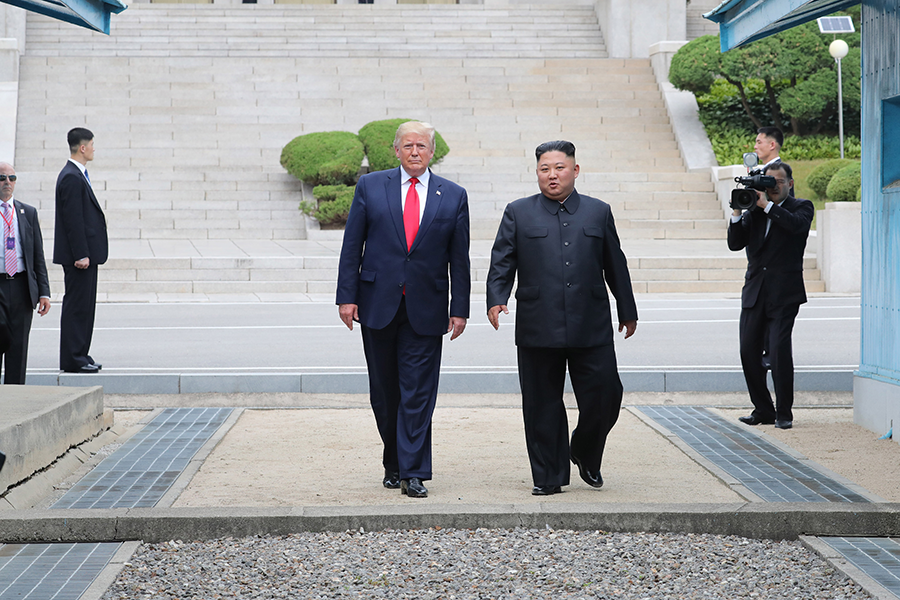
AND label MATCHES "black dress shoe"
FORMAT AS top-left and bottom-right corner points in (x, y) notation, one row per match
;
(383, 470), (400, 489)
(400, 477), (428, 498)
(532, 485), (562, 496)
(738, 415), (774, 426)
(0, 451), (5, 474)
(92, 363), (102, 371)
(64, 364), (100, 374)
(570, 452), (604, 488)
(775, 420), (793, 429)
